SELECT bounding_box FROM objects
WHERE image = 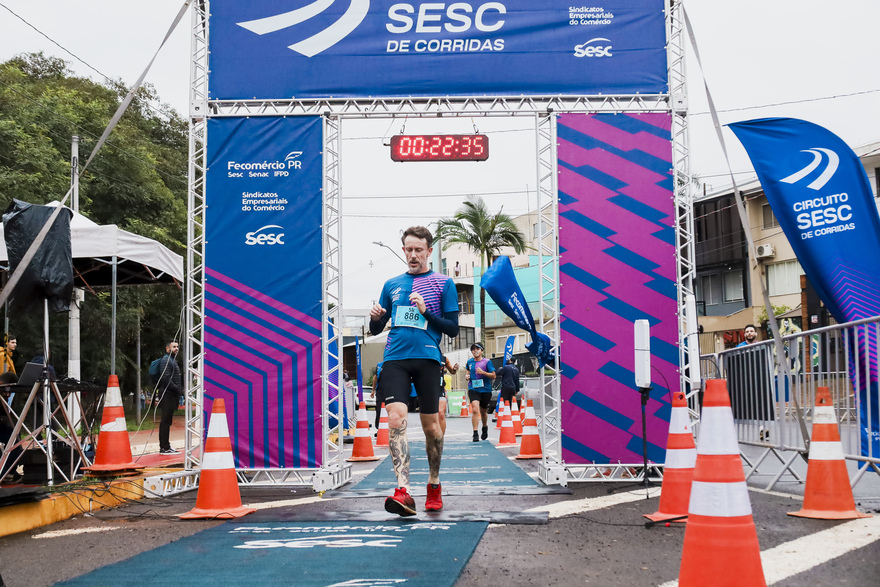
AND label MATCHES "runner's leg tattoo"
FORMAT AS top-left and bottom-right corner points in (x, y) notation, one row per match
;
(426, 433), (444, 485)
(389, 418), (410, 488)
